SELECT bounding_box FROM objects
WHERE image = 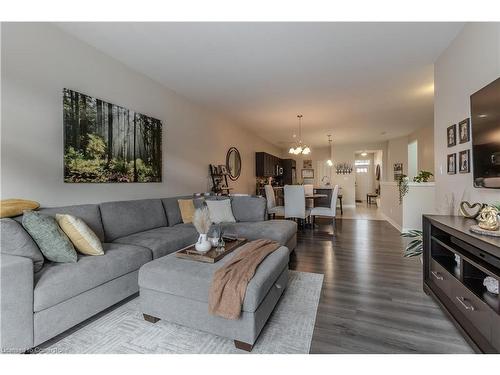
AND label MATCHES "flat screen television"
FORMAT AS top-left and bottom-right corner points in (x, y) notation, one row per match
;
(471, 77), (500, 188)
